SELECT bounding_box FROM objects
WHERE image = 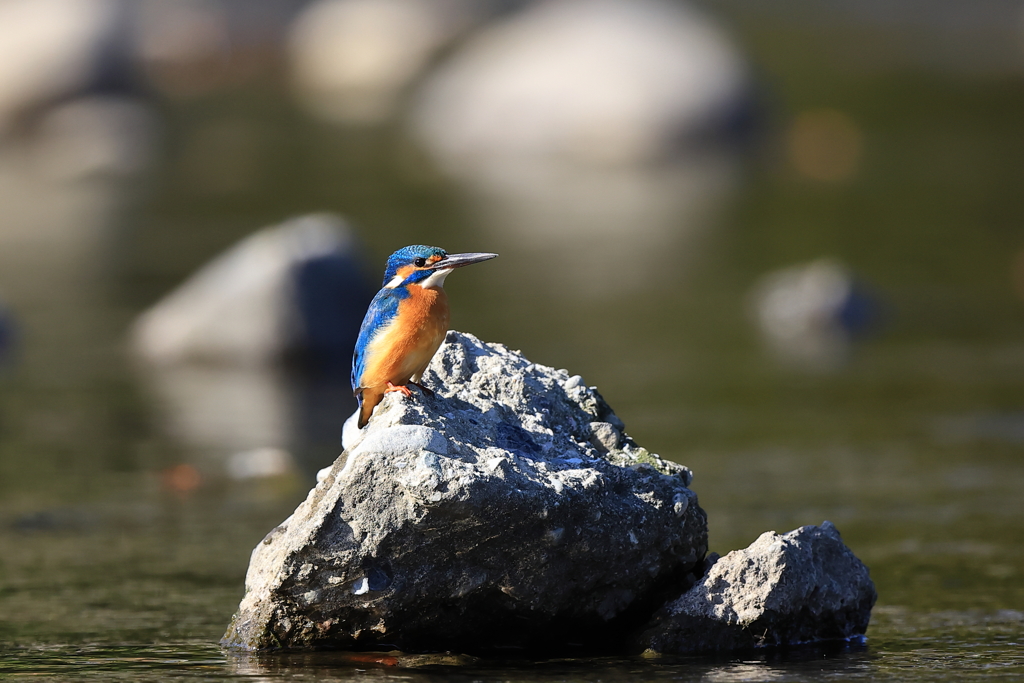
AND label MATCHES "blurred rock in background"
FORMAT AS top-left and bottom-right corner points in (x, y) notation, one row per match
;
(132, 0), (234, 99)
(0, 0), (157, 181)
(134, 0), (309, 99)
(749, 259), (880, 371)
(0, 0), (140, 139)
(0, 0), (158, 329)
(131, 213), (371, 369)
(408, 0), (757, 297)
(282, 0), (756, 297)
(412, 0), (751, 171)
(286, 0), (521, 125)
(130, 214), (374, 479)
